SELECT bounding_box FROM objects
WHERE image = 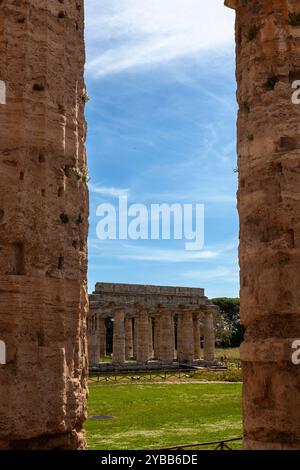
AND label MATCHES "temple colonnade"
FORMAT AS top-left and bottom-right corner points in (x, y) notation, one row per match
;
(88, 283), (218, 367)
